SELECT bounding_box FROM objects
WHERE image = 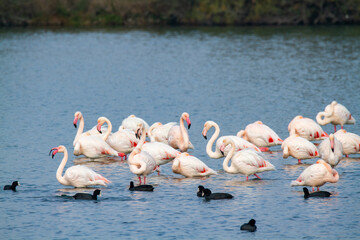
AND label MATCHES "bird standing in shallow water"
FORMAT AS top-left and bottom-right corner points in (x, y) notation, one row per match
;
(240, 219), (257, 232)
(4, 181), (20, 191)
(73, 189), (101, 200)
